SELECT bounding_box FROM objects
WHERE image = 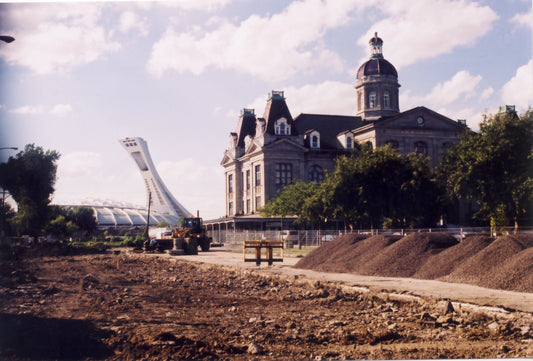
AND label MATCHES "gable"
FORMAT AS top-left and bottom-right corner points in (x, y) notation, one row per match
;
(262, 138), (308, 152)
(373, 106), (466, 132)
